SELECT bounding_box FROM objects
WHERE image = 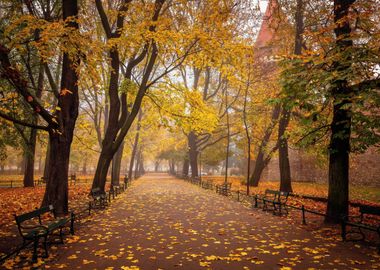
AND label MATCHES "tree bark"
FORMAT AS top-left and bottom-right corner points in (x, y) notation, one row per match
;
(111, 140), (124, 187)
(278, 107), (292, 192)
(250, 104), (281, 186)
(134, 147), (141, 179)
(182, 155), (189, 176)
(42, 0), (80, 215)
(224, 89), (230, 184)
(325, 0), (355, 223)
(278, 0), (304, 193)
(188, 131), (198, 178)
(23, 129), (37, 187)
(43, 141), (51, 180)
(243, 81), (251, 194)
(23, 61), (44, 187)
(139, 153), (145, 175)
(251, 151), (266, 186)
(128, 110), (142, 180)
